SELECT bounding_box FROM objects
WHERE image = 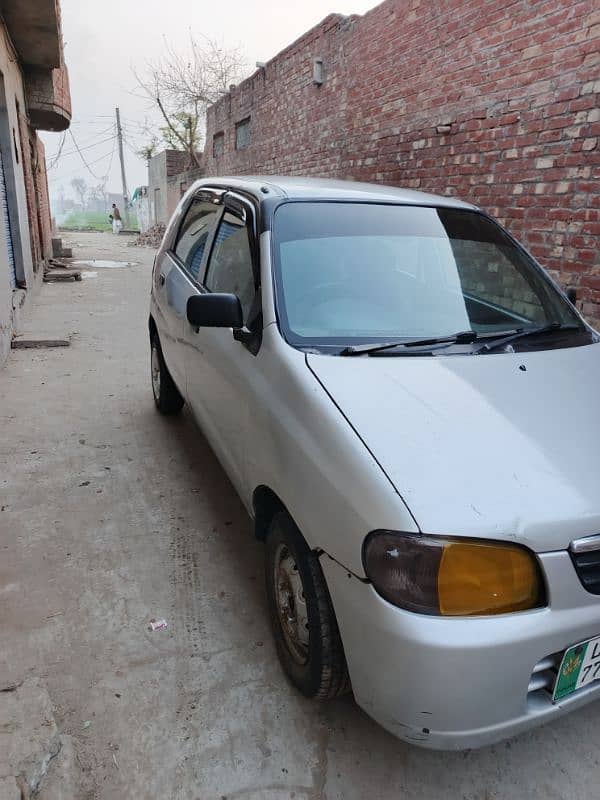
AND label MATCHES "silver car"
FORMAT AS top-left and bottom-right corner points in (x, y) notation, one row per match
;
(149, 176), (600, 749)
